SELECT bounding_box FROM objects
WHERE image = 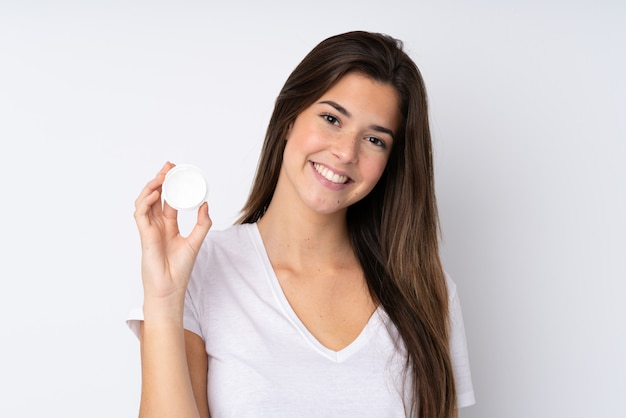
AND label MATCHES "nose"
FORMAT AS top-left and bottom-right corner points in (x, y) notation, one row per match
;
(332, 132), (359, 164)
